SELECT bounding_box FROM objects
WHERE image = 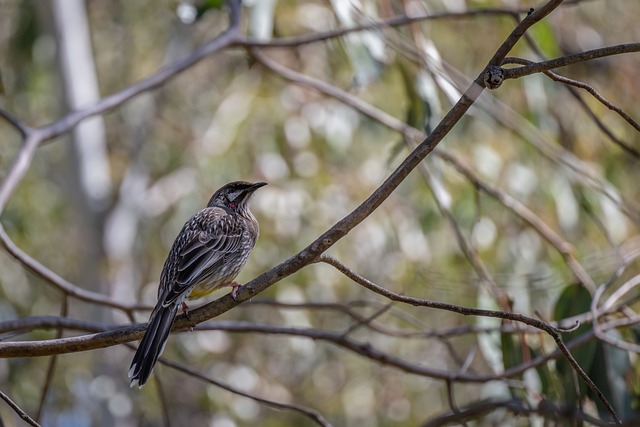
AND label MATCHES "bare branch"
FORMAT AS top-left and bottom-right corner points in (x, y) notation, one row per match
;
(0, 0), (243, 217)
(503, 57), (640, 158)
(252, 25), (618, 296)
(435, 149), (598, 292)
(317, 254), (619, 424)
(158, 358), (334, 427)
(0, 108), (32, 137)
(545, 70), (640, 134)
(502, 43), (640, 80)
(420, 398), (613, 427)
(0, 316), (597, 381)
(36, 8), (243, 144)
(36, 297), (67, 422)
(0, 133), (42, 214)
(0, 390), (41, 427)
(239, 8), (525, 48)
(0, 316), (109, 336)
(153, 376), (173, 427)
(0, 224), (148, 313)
